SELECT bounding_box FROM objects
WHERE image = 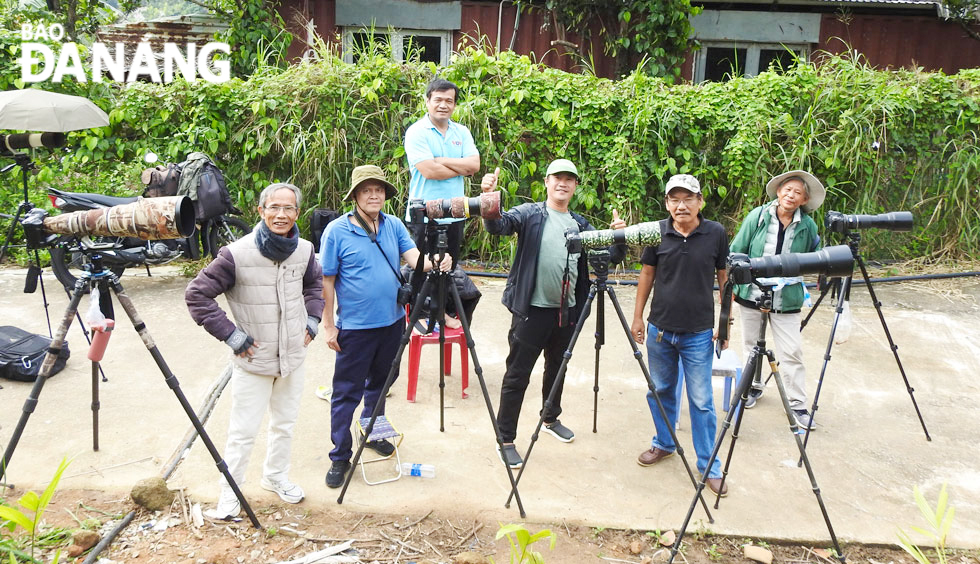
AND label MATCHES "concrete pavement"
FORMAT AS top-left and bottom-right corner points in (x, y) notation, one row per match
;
(1, 264), (979, 549)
